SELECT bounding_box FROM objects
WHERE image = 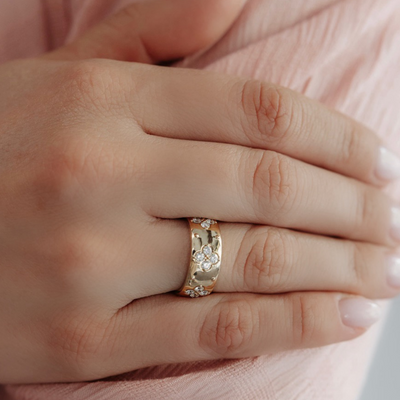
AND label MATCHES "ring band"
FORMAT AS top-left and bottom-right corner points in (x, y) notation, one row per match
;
(176, 218), (222, 298)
